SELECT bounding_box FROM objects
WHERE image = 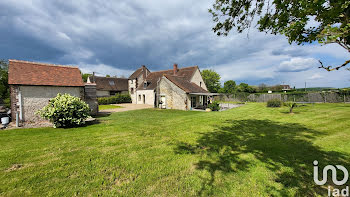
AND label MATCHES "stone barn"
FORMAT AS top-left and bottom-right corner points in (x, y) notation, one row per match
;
(8, 60), (97, 123)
